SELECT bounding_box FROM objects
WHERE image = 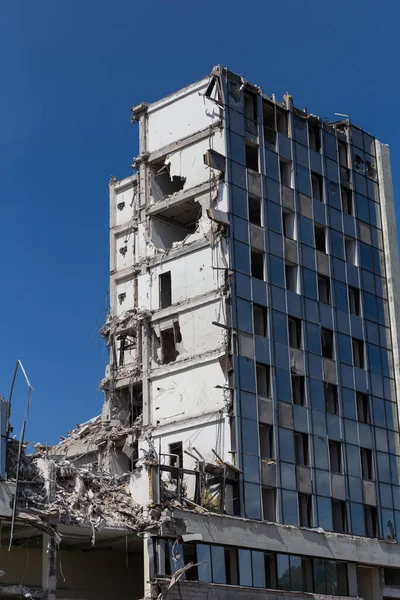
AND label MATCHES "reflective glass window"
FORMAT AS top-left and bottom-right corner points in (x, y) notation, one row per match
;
(300, 216), (314, 246)
(268, 201), (282, 233)
(318, 496), (333, 530)
(237, 298), (253, 333)
(364, 292), (377, 322)
(270, 255), (285, 287)
(350, 502), (366, 536)
(276, 368), (291, 402)
(241, 419), (259, 455)
(280, 428), (295, 463)
(378, 452), (391, 483)
(382, 509), (396, 540)
(277, 554), (290, 590)
(334, 281), (348, 313)
(307, 323), (321, 355)
(313, 559), (326, 593)
(330, 230), (344, 260)
(238, 549), (252, 586)
(244, 482), (261, 519)
(356, 194), (370, 223)
(273, 310), (288, 345)
(290, 555), (304, 591)
(310, 378), (325, 411)
(282, 490), (298, 525)
(338, 334), (353, 365)
(324, 132), (338, 160)
(265, 149), (280, 181)
(314, 437), (329, 470)
(239, 357), (256, 392)
(197, 544), (212, 581)
(234, 241), (250, 274)
(294, 116), (308, 145)
(252, 551), (266, 588)
(211, 545), (226, 583)
(303, 268), (318, 300)
(297, 165), (311, 196)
